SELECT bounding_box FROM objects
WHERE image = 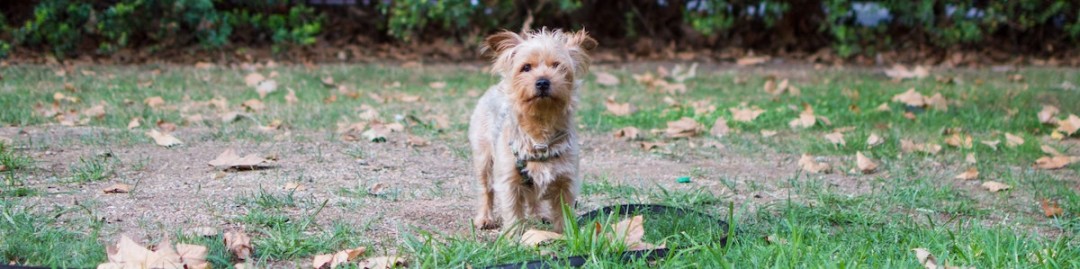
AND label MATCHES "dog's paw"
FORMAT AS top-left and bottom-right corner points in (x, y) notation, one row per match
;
(473, 216), (499, 230)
